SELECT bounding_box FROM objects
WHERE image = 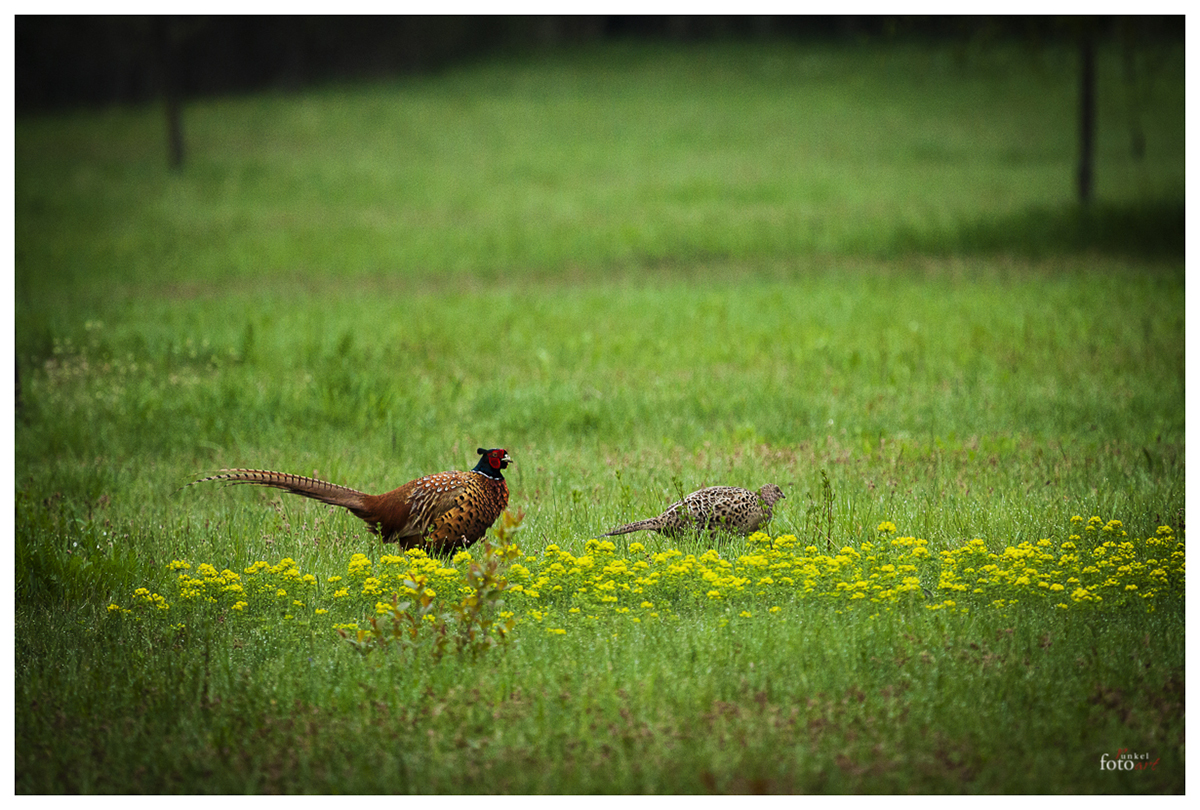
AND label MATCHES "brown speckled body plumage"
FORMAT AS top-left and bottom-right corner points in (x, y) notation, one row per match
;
(194, 448), (511, 556)
(603, 484), (785, 538)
